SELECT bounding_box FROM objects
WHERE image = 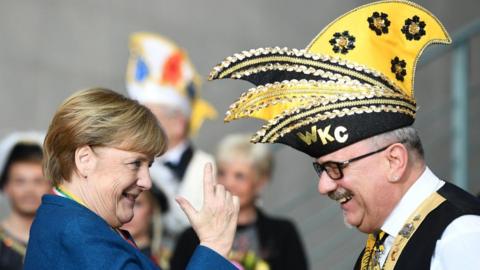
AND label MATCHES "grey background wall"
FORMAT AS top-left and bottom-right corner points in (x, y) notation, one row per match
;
(0, 0), (479, 269)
